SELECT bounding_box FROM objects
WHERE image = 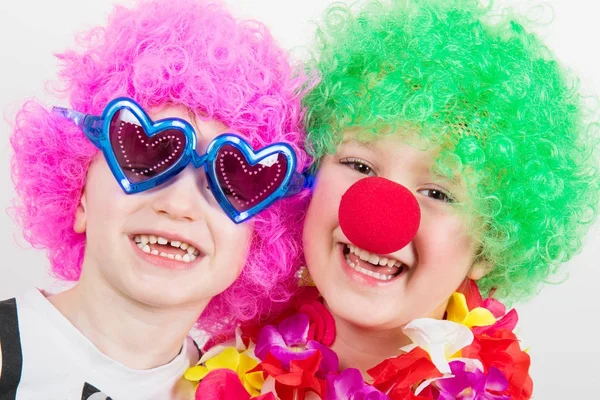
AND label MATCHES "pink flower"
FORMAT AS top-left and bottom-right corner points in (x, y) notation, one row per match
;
(435, 360), (509, 400)
(326, 368), (389, 400)
(255, 313), (339, 378)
